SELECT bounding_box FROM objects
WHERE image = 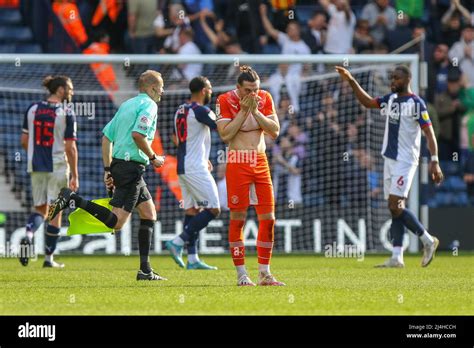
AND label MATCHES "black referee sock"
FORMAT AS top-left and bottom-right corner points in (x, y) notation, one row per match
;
(138, 219), (154, 273)
(71, 194), (118, 229)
